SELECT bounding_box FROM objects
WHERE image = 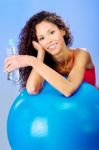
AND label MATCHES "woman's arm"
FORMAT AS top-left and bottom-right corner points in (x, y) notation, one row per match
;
(4, 49), (91, 97)
(26, 48), (45, 94)
(28, 50), (90, 97)
(5, 41), (45, 95)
